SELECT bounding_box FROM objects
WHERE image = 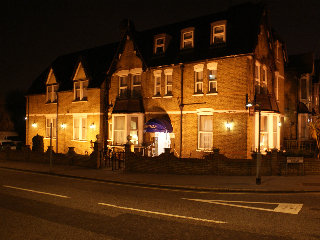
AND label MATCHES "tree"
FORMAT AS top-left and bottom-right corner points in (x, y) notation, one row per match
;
(308, 115), (320, 158)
